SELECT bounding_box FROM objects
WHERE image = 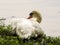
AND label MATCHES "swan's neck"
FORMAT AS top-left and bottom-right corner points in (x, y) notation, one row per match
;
(31, 17), (37, 21)
(27, 15), (41, 23)
(31, 16), (41, 23)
